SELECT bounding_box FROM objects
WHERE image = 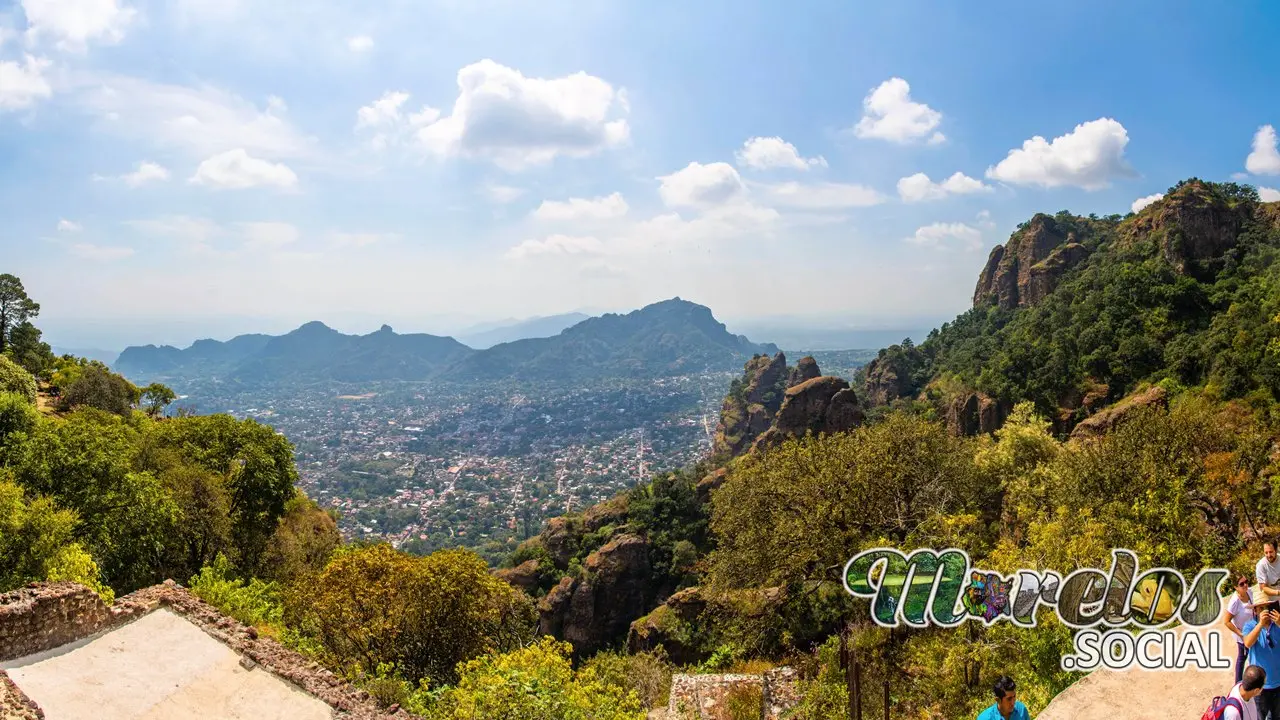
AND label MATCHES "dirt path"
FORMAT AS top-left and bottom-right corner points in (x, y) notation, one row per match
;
(1038, 624), (1234, 719)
